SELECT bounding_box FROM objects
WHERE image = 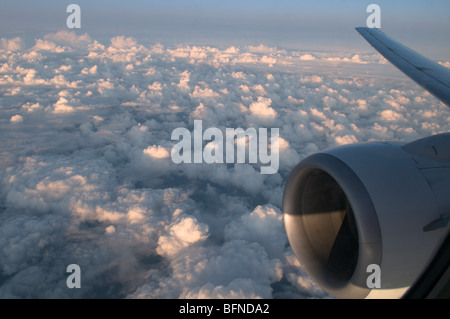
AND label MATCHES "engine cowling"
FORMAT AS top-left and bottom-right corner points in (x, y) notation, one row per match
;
(282, 133), (450, 298)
